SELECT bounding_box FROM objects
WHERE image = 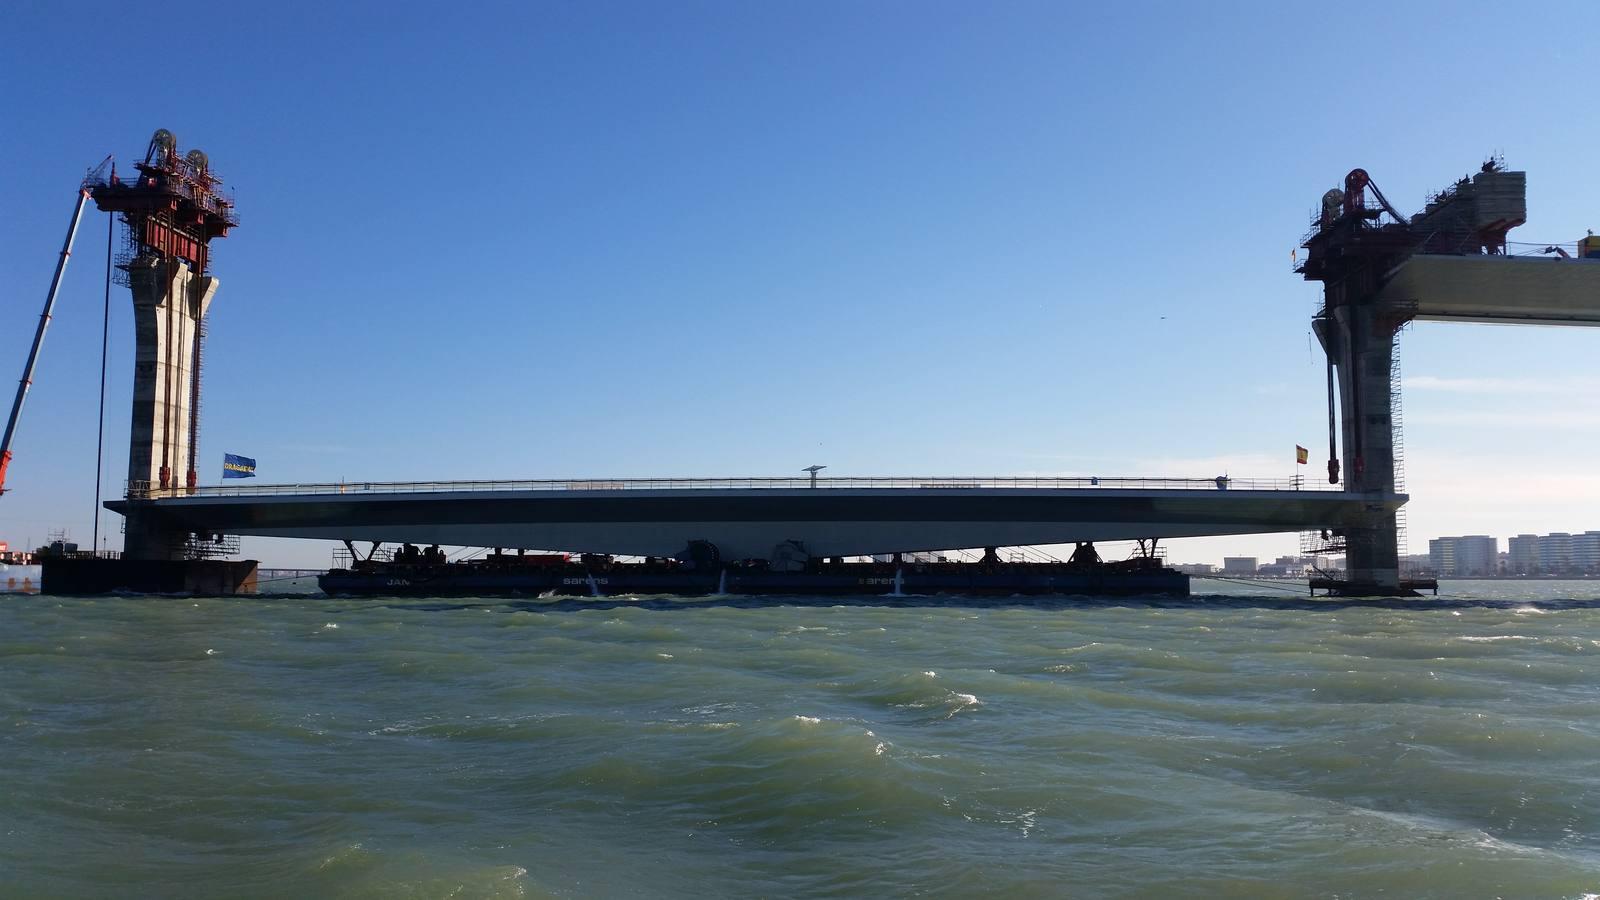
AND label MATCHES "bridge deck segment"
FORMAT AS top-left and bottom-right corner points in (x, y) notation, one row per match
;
(111, 479), (1397, 561)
